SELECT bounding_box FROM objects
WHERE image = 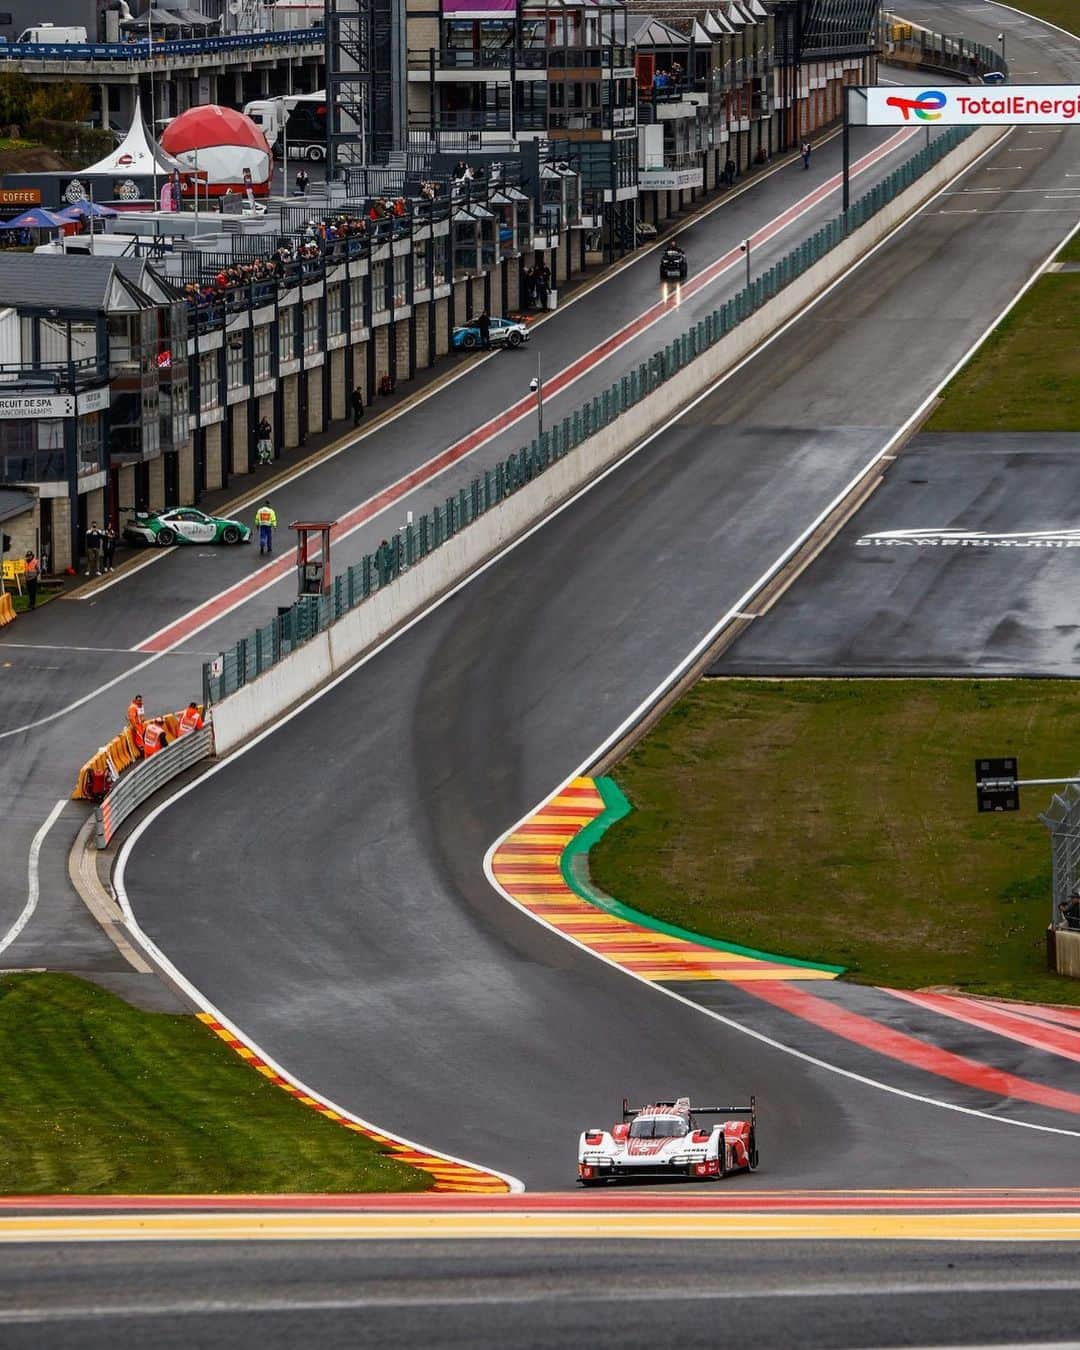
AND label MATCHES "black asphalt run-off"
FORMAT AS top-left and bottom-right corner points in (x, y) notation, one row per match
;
(123, 5), (1080, 1194)
(715, 433), (1080, 677)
